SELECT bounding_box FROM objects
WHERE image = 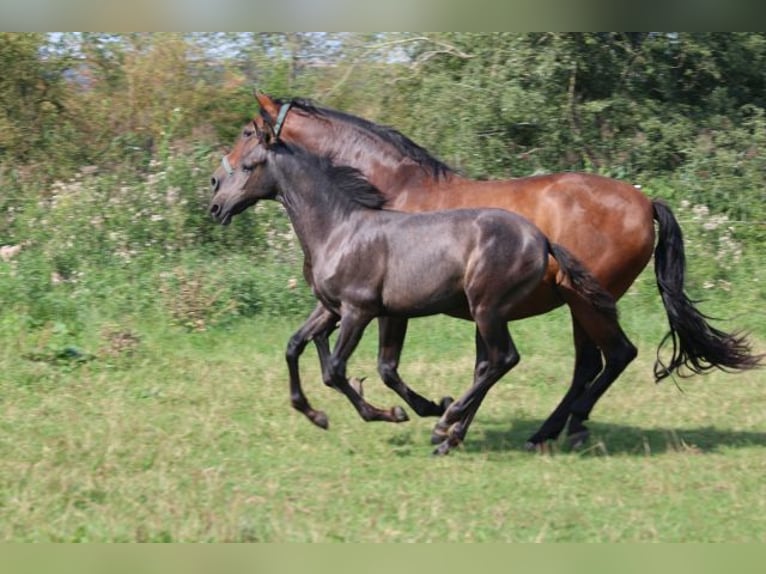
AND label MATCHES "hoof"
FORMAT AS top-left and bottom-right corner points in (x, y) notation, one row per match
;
(310, 411), (329, 430)
(567, 429), (590, 450)
(439, 396), (455, 412)
(524, 440), (554, 454)
(432, 441), (452, 456)
(391, 405), (409, 423)
(523, 440), (539, 452)
(430, 424), (449, 445)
